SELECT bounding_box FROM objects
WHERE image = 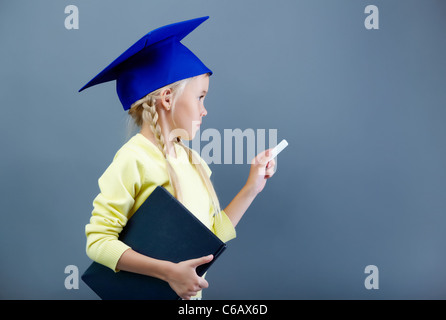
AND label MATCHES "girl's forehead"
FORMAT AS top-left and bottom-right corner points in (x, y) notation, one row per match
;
(187, 74), (210, 90)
